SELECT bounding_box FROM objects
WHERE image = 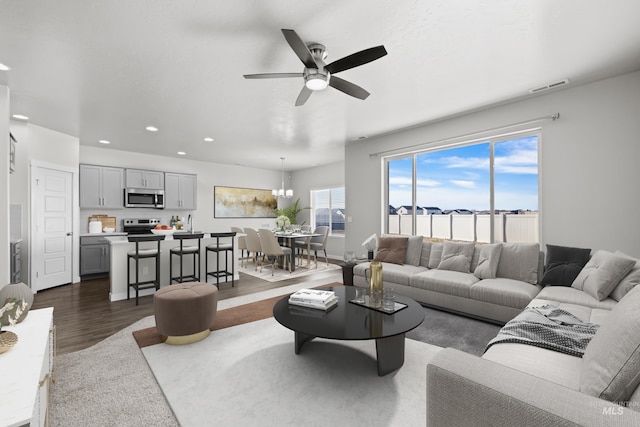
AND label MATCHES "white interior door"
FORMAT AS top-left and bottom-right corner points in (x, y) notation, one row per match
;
(32, 166), (73, 291)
